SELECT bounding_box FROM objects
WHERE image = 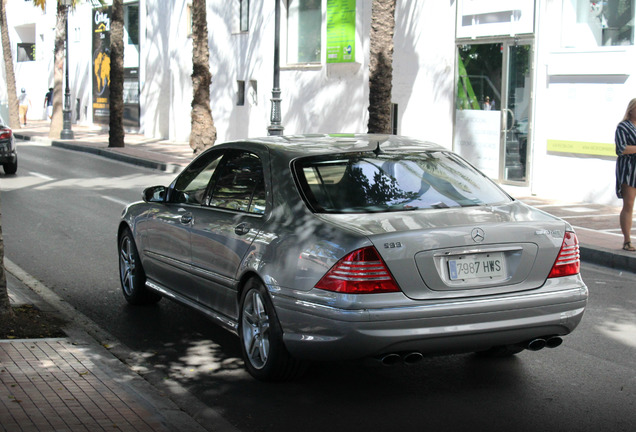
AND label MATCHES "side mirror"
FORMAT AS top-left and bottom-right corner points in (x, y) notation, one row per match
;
(143, 185), (167, 203)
